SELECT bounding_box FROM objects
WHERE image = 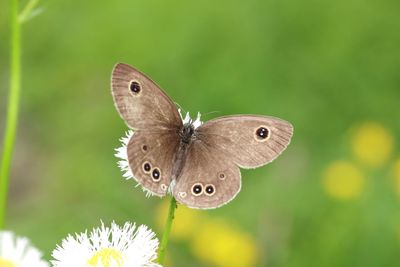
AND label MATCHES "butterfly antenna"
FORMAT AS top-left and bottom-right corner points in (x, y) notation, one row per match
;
(175, 102), (186, 113)
(201, 110), (220, 119)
